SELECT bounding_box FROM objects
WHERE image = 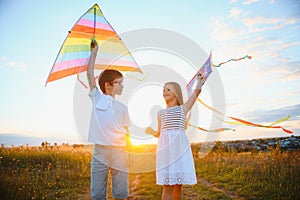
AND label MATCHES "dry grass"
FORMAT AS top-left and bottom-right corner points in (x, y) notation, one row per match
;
(0, 144), (299, 199)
